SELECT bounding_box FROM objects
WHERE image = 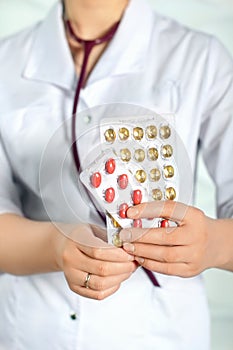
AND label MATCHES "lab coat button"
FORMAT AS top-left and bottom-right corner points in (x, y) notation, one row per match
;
(70, 312), (77, 320)
(83, 115), (92, 124)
